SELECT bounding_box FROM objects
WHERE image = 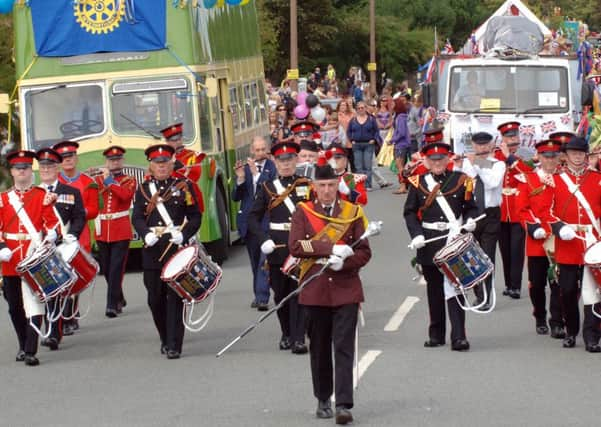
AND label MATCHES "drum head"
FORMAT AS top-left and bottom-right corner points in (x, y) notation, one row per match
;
(584, 241), (601, 264)
(56, 241), (78, 262)
(162, 246), (197, 280)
